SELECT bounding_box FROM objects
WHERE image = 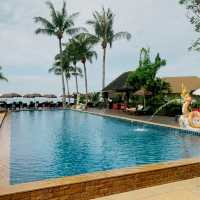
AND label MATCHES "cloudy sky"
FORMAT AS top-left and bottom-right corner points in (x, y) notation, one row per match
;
(0, 0), (199, 95)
